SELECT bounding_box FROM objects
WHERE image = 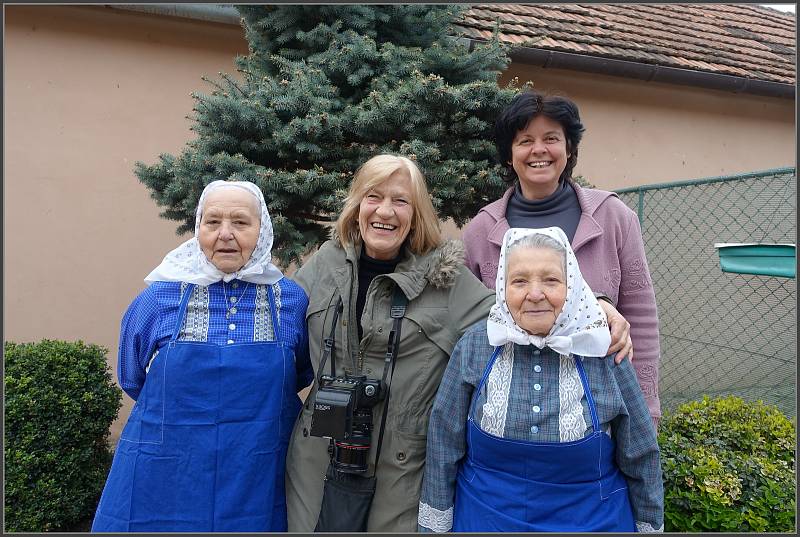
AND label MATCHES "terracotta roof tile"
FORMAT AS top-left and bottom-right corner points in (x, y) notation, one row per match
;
(456, 3), (796, 85)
